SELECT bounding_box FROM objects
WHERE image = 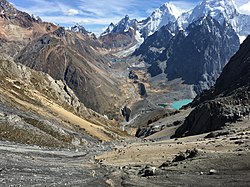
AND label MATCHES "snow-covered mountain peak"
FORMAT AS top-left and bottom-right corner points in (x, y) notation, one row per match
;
(138, 2), (184, 38)
(100, 15), (138, 36)
(70, 24), (90, 34)
(188, 0), (239, 25)
(112, 15), (137, 33)
(175, 0), (247, 36)
(100, 23), (115, 36)
(160, 2), (184, 19)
